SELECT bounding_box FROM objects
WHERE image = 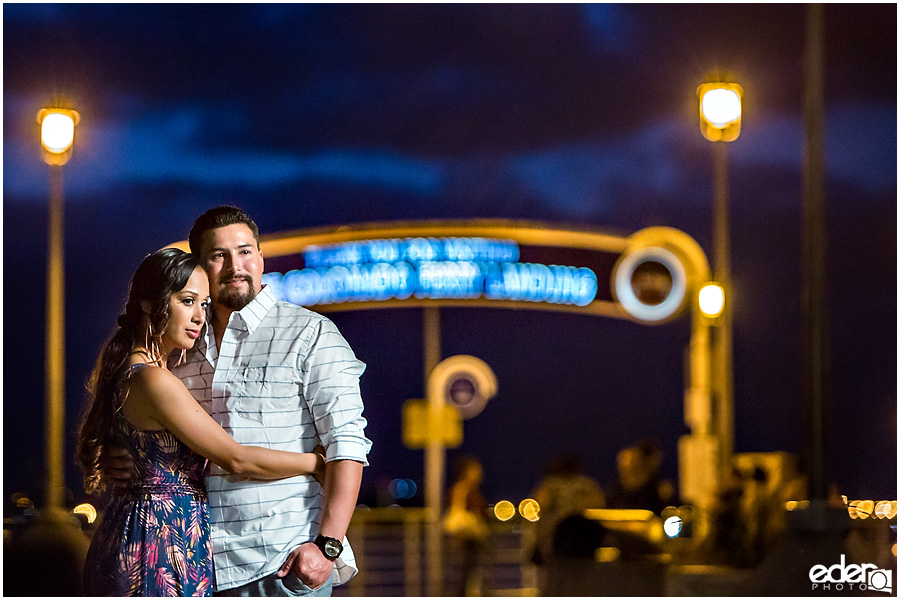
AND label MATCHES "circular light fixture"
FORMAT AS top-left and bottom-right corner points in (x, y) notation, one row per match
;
(437, 356), (498, 420)
(613, 246), (688, 322)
